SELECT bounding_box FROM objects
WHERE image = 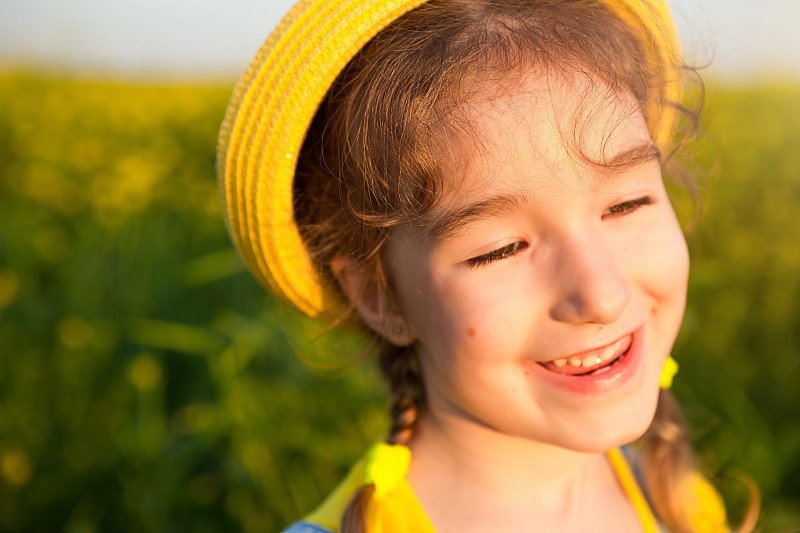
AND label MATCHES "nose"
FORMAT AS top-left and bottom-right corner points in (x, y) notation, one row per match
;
(549, 233), (630, 325)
